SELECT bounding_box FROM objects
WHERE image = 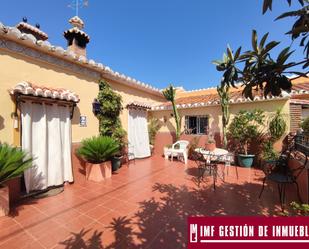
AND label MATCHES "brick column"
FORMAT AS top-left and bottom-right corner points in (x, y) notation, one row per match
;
(290, 103), (302, 133)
